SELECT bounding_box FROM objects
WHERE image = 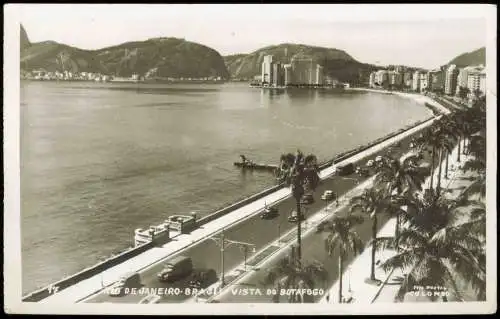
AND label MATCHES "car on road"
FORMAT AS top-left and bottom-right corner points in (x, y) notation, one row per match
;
(109, 272), (141, 297)
(157, 255), (193, 283)
(337, 163), (355, 176)
(288, 210), (305, 223)
(300, 193), (314, 205)
(260, 205), (279, 219)
(320, 190), (335, 201)
(138, 294), (161, 304)
(355, 166), (370, 177)
(189, 268), (218, 289)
